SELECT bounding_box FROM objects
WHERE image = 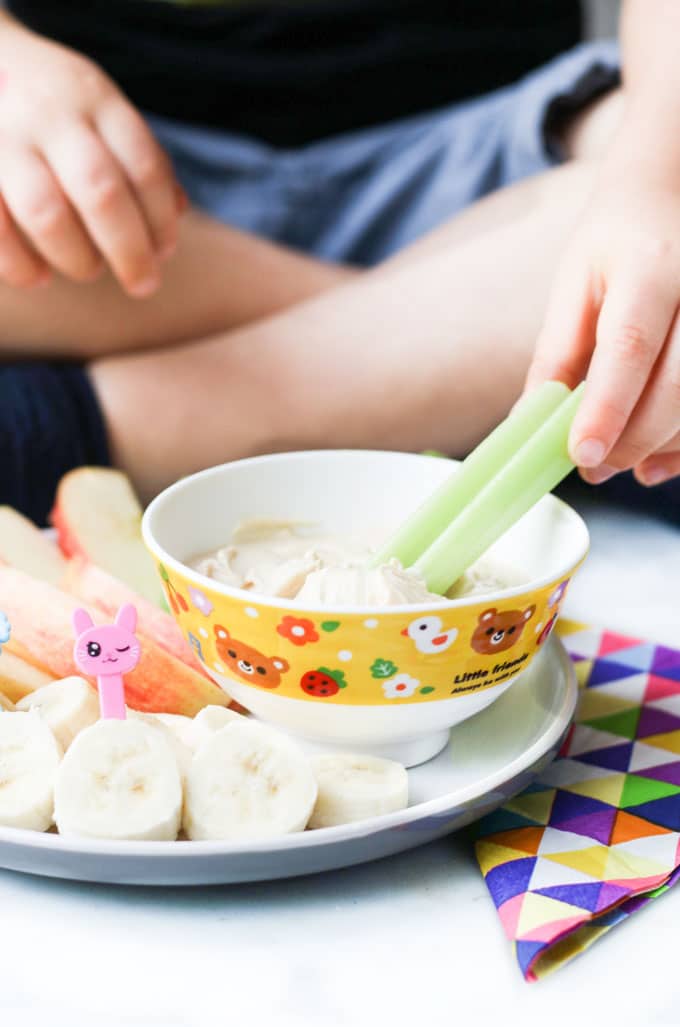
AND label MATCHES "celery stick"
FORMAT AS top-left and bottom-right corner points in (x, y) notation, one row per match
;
(414, 384), (584, 594)
(370, 380), (569, 569)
